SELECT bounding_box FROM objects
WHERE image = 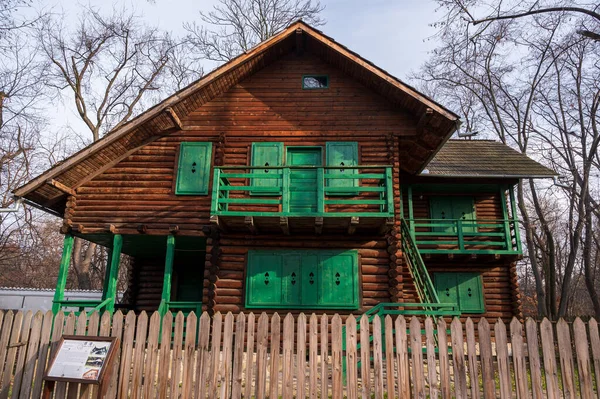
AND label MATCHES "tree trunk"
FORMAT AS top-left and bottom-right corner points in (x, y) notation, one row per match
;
(72, 238), (96, 290)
